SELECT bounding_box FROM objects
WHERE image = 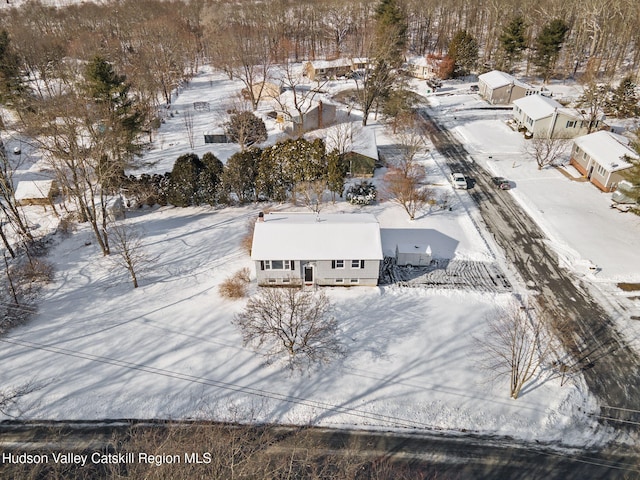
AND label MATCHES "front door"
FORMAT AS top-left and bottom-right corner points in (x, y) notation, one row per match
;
(304, 265), (314, 284)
